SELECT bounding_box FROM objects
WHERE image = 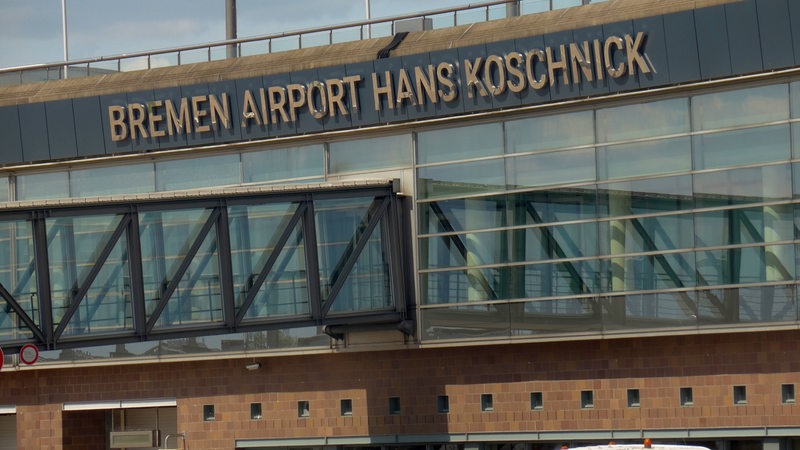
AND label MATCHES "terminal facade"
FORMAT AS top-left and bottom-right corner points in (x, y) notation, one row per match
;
(1, 0), (800, 449)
